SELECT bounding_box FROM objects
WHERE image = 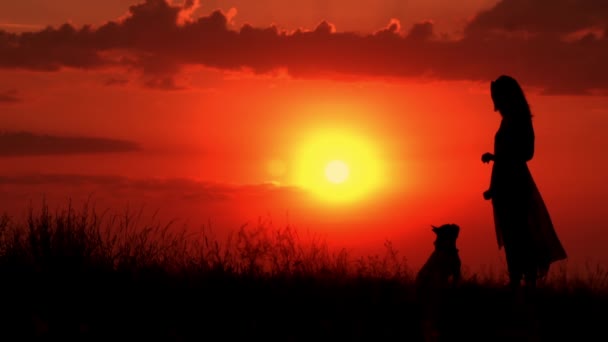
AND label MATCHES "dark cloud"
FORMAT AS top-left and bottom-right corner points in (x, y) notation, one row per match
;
(0, 173), (303, 203)
(0, 131), (141, 157)
(104, 78), (130, 86)
(0, 0), (607, 94)
(143, 76), (186, 90)
(466, 0), (608, 36)
(0, 172), (309, 236)
(406, 21), (435, 41)
(0, 89), (21, 103)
